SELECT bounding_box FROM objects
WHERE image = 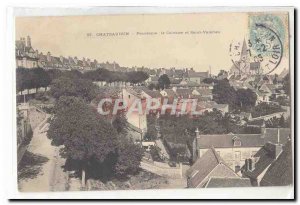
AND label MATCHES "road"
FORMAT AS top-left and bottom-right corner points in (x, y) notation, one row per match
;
(18, 113), (69, 192)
